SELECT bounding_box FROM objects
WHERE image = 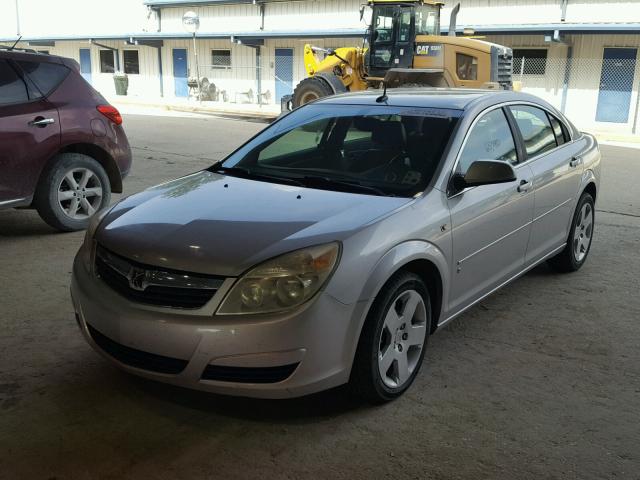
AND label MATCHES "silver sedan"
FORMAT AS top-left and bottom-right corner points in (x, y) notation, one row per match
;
(71, 89), (600, 402)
